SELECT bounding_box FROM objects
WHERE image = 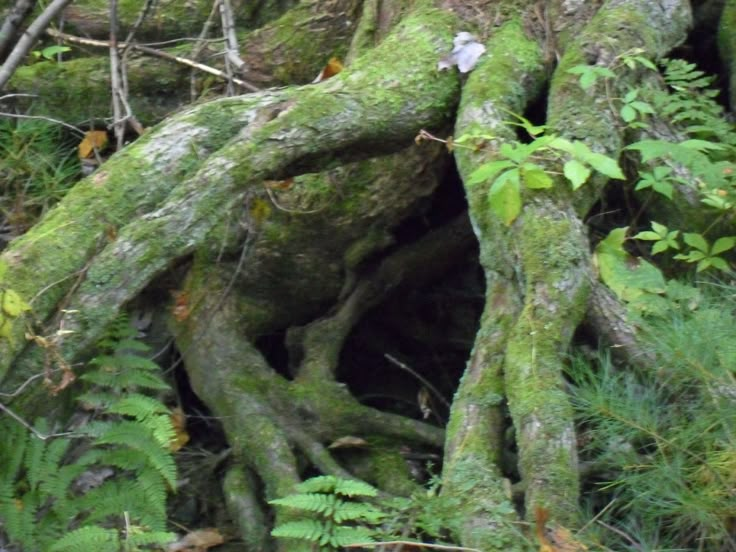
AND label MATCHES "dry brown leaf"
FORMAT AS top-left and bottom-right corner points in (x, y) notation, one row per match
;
(264, 178), (294, 191)
(171, 290), (191, 322)
(169, 407), (190, 452)
(327, 436), (369, 449)
(78, 130), (108, 159)
(167, 528), (225, 551)
(313, 57), (344, 82)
